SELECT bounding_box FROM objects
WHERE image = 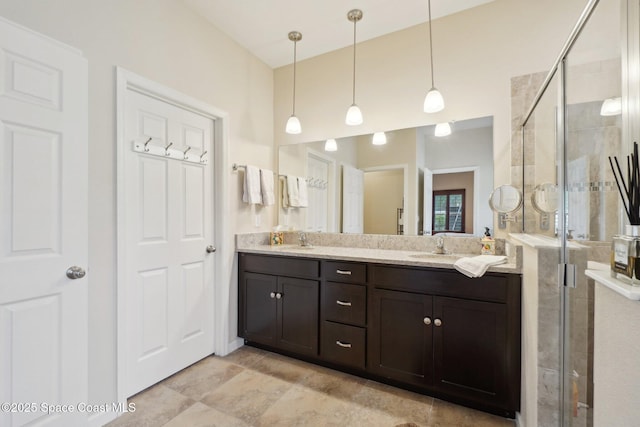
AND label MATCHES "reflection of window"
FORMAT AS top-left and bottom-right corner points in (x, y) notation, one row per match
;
(433, 189), (465, 233)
